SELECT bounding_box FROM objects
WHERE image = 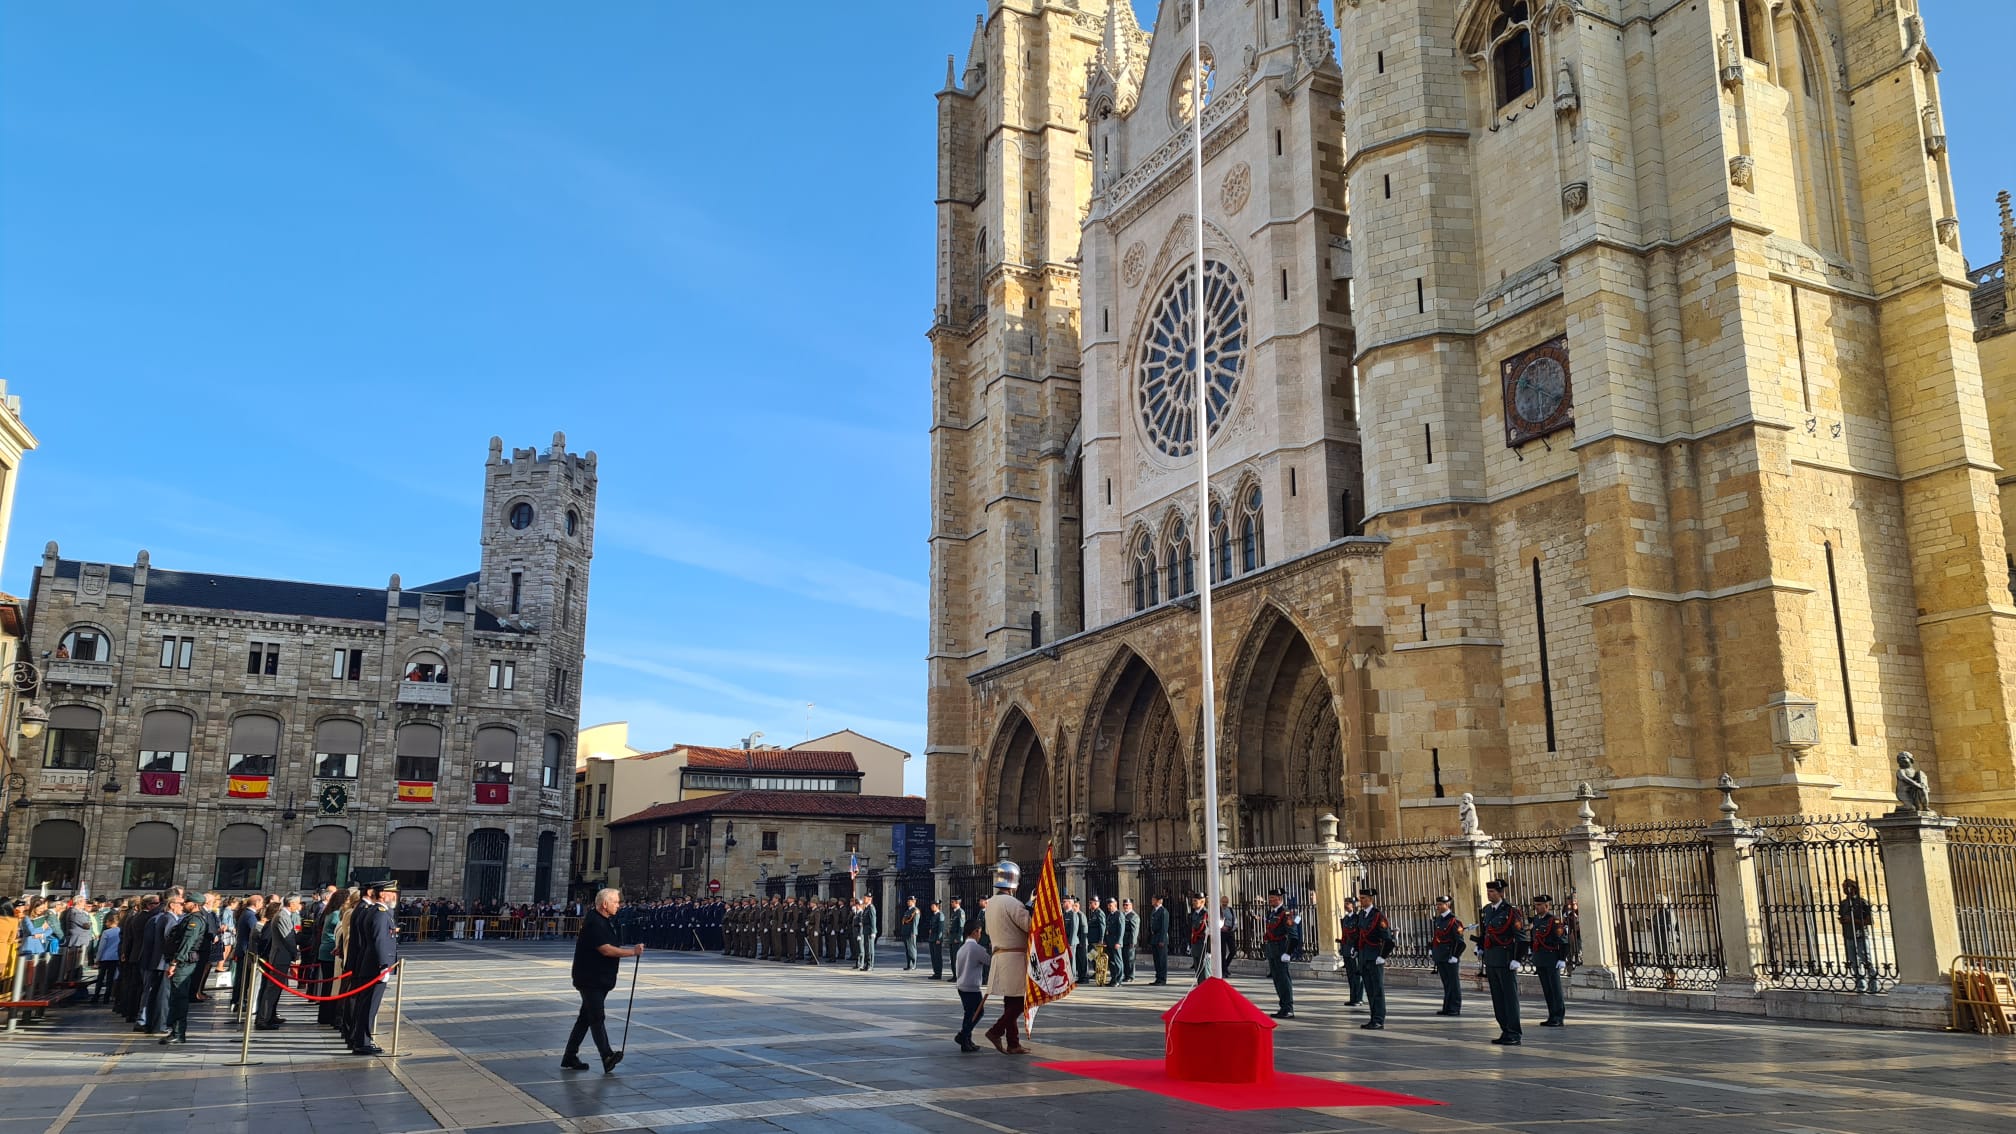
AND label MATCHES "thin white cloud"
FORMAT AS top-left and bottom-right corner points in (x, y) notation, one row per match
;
(588, 649), (922, 741)
(602, 509), (926, 621)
